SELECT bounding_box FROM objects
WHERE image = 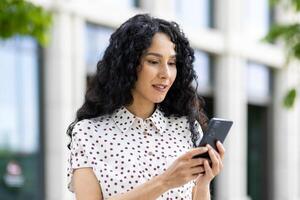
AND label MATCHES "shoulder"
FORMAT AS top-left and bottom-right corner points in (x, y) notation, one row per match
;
(71, 115), (111, 138)
(73, 119), (94, 131)
(74, 115), (110, 129)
